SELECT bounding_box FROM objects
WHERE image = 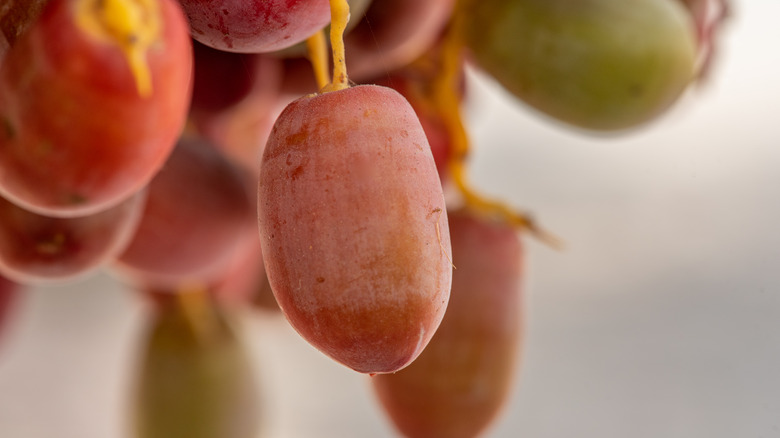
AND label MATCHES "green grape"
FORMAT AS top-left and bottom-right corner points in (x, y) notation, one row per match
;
(463, 0), (697, 131)
(133, 294), (260, 438)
